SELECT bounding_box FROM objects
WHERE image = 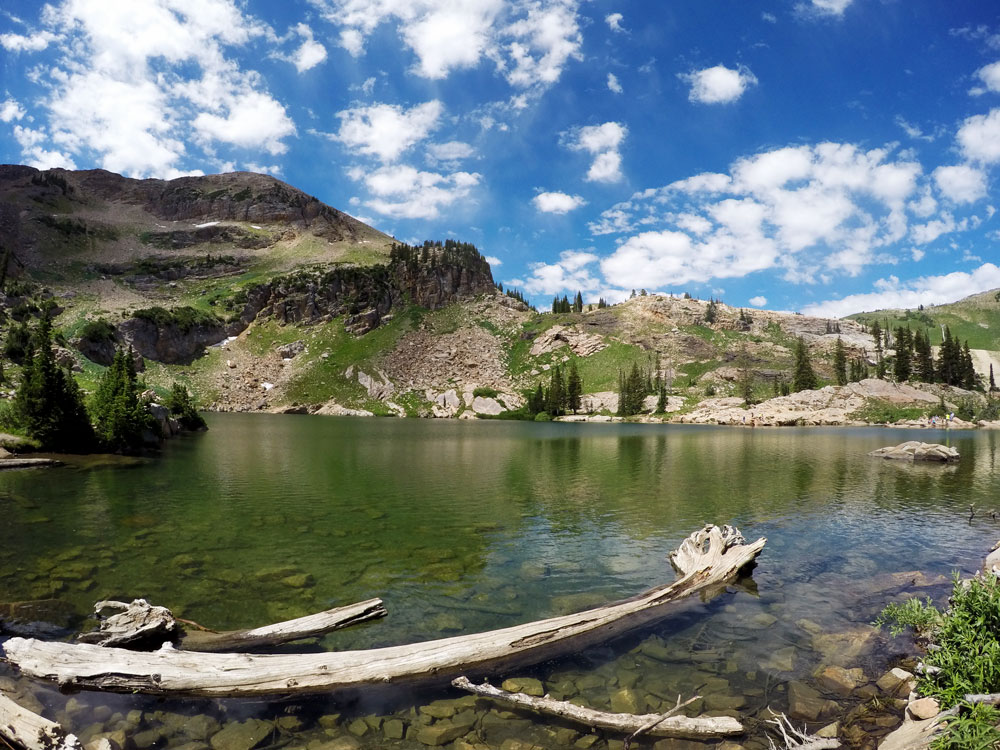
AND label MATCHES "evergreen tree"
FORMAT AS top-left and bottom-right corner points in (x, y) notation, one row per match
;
(545, 365), (565, 416)
(566, 361), (582, 414)
(833, 337), (847, 386)
(736, 343), (755, 406)
(792, 337), (818, 393)
(12, 317), (94, 452)
(871, 320), (884, 379)
(573, 291), (583, 313)
(167, 383), (207, 430)
(528, 382), (545, 415)
(937, 326), (960, 386)
(92, 348), (154, 454)
(961, 342), (977, 390)
(655, 383), (667, 413)
(913, 329), (935, 383)
(892, 326), (912, 382)
(991, 363), (997, 392)
(704, 298), (718, 325)
(617, 363), (647, 416)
